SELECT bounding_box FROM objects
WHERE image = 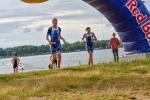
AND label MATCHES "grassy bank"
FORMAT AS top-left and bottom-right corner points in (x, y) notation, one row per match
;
(0, 60), (150, 100)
